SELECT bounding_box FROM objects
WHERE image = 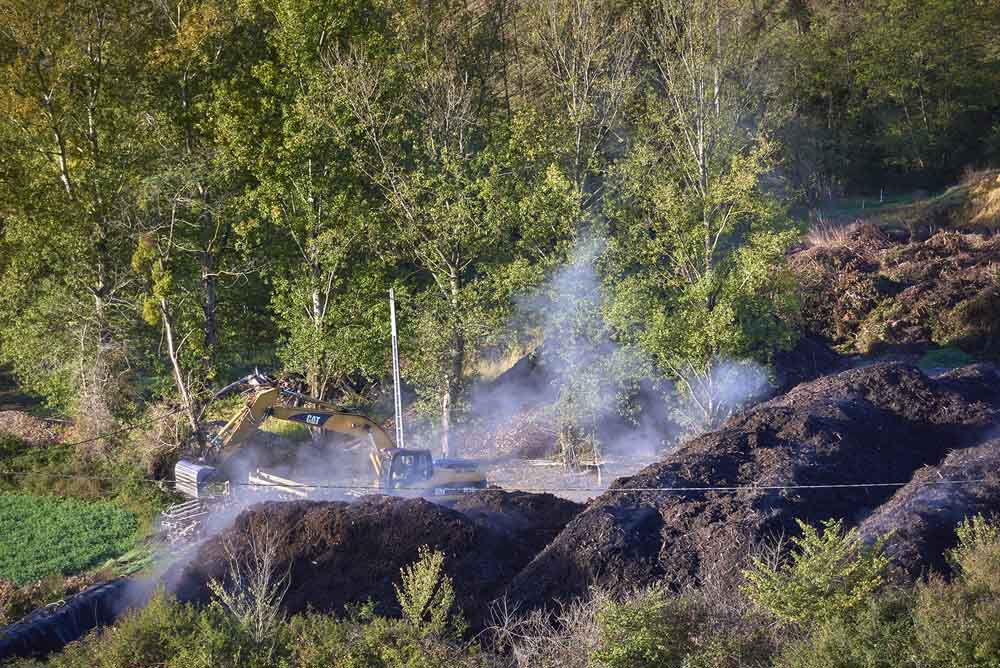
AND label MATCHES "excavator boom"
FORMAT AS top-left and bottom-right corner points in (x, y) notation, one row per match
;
(175, 377), (486, 500)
